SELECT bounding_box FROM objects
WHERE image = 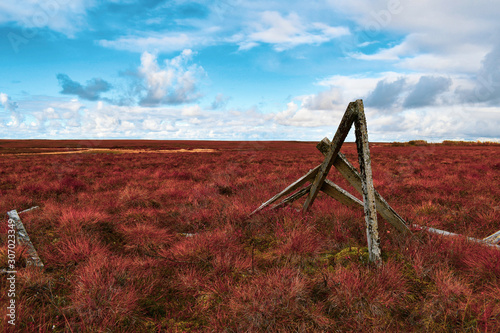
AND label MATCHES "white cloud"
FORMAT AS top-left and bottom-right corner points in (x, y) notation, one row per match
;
(0, 92), (18, 112)
(332, 0), (500, 37)
(274, 98), (347, 128)
(300, 87), (343, 111)
(332, 0), (500, 75)
(272, 70), (500, 141)
(237, 11), (349, 51)
(99, 33), (202, 53)
(0, 0), (96, 37)
(0, 92), (23, 126)
(135, 49), (206, 106)
(1, 91), (499, 142)
(181, 105), (202, 117)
